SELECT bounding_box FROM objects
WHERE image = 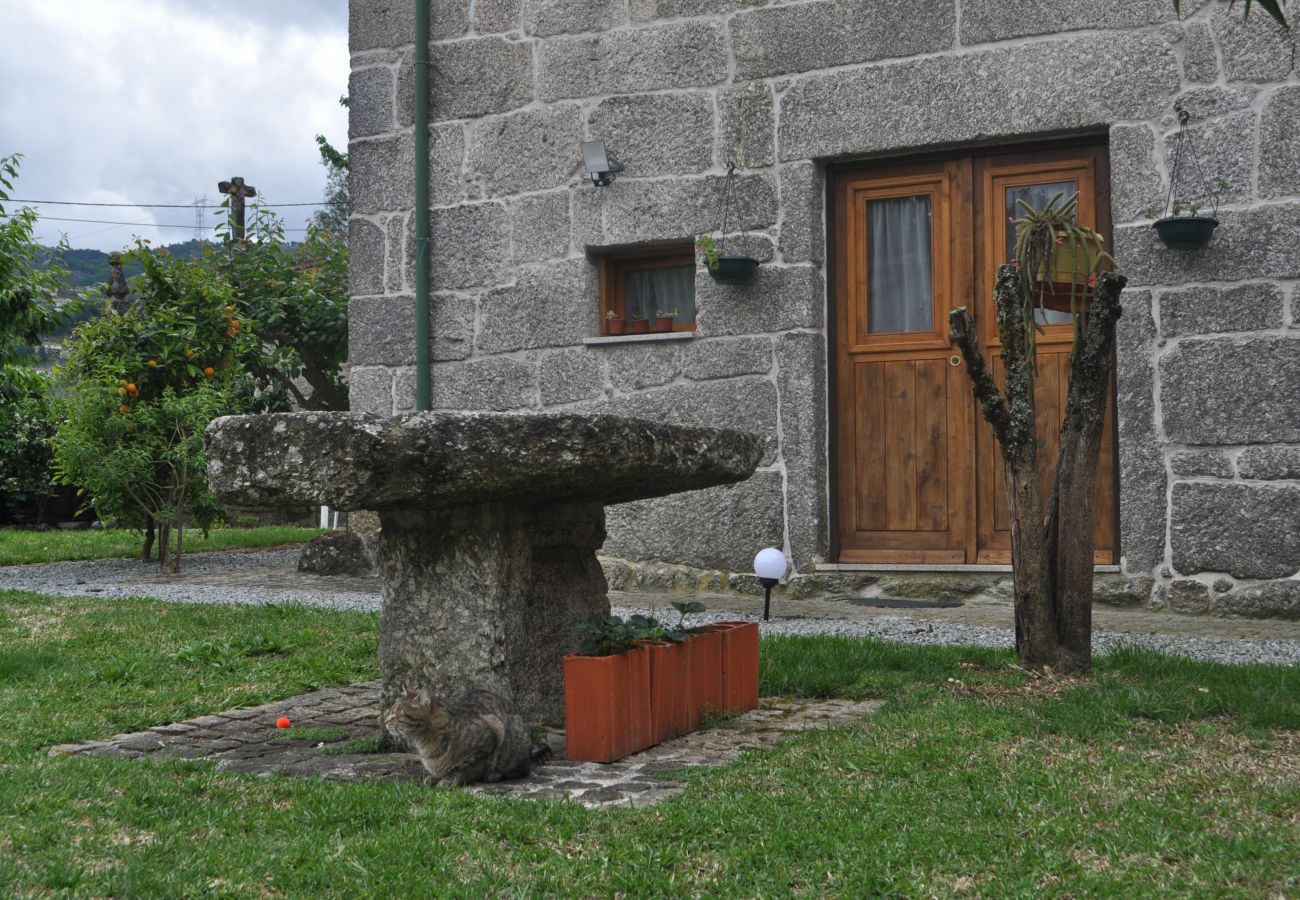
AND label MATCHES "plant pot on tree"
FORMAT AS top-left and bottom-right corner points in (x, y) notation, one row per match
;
(1012, 192), (1113, 319)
